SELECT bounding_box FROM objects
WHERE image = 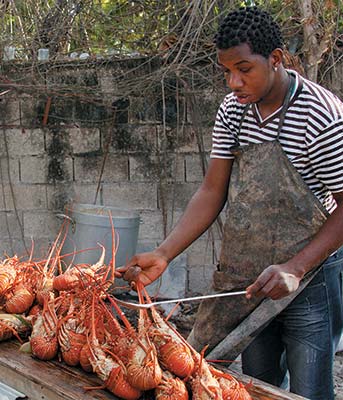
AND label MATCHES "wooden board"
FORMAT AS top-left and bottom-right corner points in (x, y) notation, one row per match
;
(0, 340), (118, 400)
(0, 340), (307, 400)
(229, 370), (307, 400)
